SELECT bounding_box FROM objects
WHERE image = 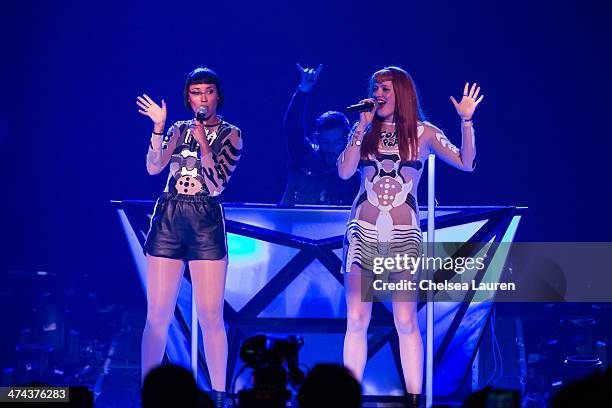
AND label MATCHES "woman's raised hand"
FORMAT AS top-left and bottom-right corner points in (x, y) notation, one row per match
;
(450, 83), (484, 120)
(137, 94), (167, 126)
